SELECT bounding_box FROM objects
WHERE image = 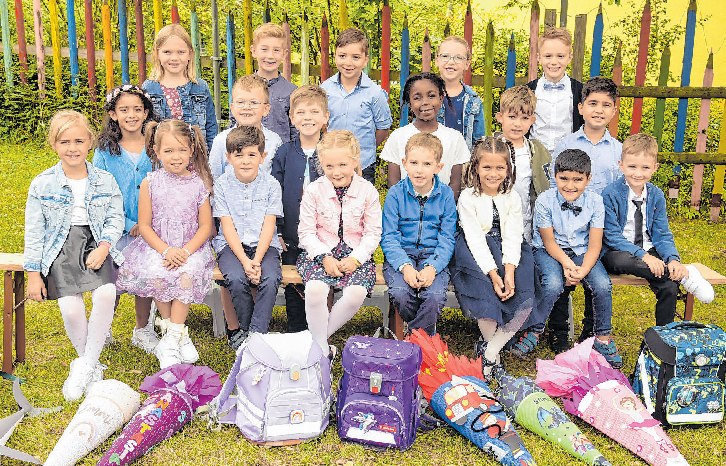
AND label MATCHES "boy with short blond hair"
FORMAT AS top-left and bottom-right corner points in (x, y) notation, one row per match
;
(434, 35), (485, 151)
(321, 27), (392, 184)
(249, 23), (298, 143)
(213, 125), (284, 348)
(601, 133), (714, 326)
(527, 27), (583, 152)
(494, 85), (551, 243)
(271, 85), (330, 333)
(210, 74), (283, 178)
(382, 132), (457, 336)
